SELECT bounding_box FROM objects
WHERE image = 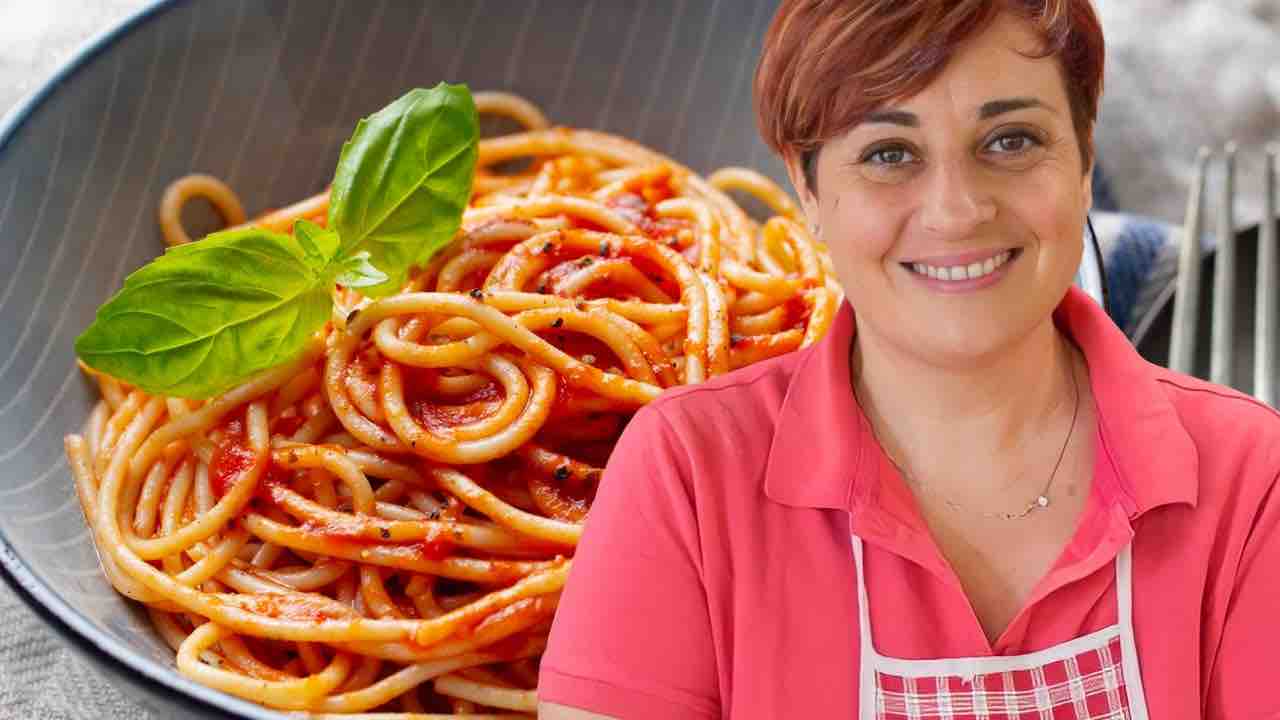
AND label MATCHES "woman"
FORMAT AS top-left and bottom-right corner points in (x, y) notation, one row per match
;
(539, 1), (1280, 718)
